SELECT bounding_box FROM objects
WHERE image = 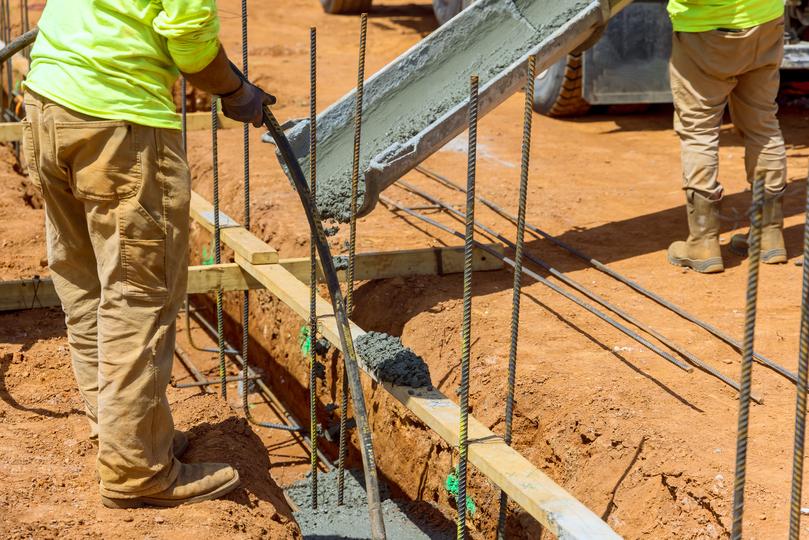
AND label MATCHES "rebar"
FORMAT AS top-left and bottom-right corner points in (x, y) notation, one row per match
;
(262, 105), (386, 540)
(789, 174), (809, 539)
(238, 0), (250, 422)
(397, 180), (761, 398)
(308, 26), (319, 510)
(731, 178), (765, 540)
(186, 308), (305, 434)
(339, 12), (367, 506)
(415, 166), (797, 384)
(496, 55), (534, 540)
(212, 99), (227, 400)
(456, 74), (478, 540)
(397, 180), (694, 374)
